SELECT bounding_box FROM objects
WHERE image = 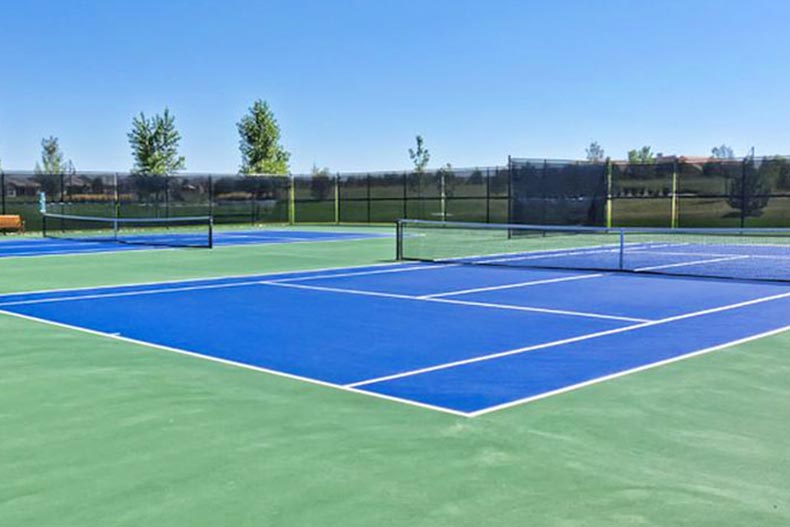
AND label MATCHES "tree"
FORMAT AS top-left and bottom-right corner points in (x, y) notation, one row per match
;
(627, 146), (654, 164)
(756, 156), (790, 190)
(408, 135), (430, 173)
(310, 165), (333, 200)
(585, 141), (605, 162)
(237, 100), (290, 174)
(34, 136), (70, 197)
(775, 157), (790, 191)
(711, 144), (735, 159)
(35, 136), (66, 174)
(128, 108), (185, 175)
(726, 157), (771, 219)
(469, 169), (484, 185)
(437, 162), (456, 197)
